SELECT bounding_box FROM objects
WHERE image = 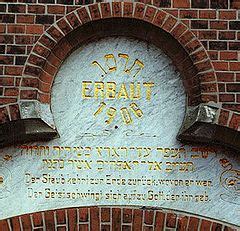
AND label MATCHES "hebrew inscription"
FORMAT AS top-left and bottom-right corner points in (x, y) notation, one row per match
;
(0, 37), (239, 226)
